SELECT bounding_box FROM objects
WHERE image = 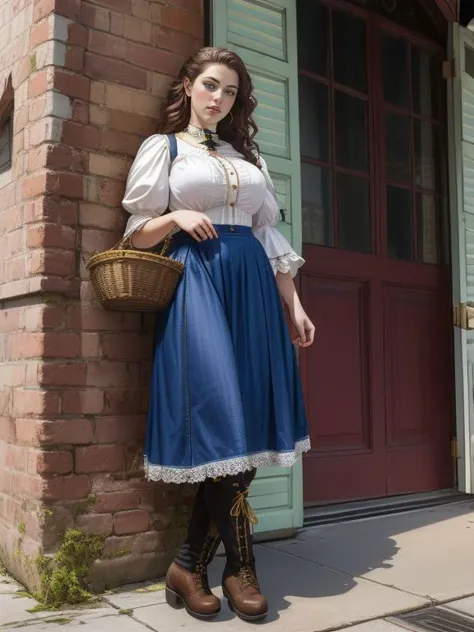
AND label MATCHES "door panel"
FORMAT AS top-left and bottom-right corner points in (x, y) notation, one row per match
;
(298, 0), (453, 504)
